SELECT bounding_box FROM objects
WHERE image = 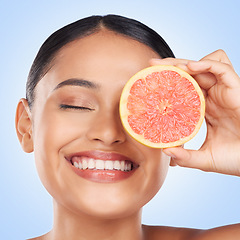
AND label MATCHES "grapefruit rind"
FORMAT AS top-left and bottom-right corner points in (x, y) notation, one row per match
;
(119, 65), (205, 148)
